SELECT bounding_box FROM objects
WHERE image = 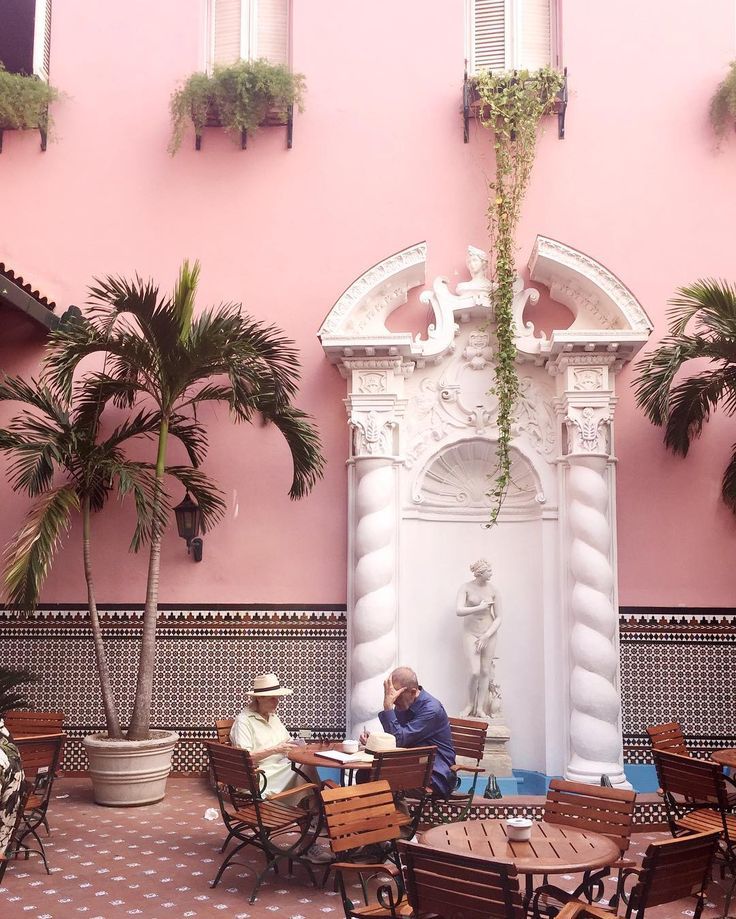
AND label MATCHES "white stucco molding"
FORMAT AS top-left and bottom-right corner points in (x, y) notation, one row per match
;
(526, 235), (653, 365)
